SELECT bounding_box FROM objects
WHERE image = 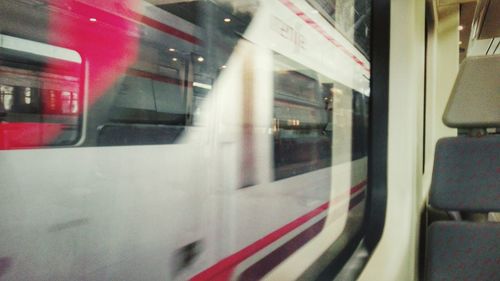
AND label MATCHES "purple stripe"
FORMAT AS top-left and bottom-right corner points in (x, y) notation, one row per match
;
(349, 190), (366, 209)
(238, 192), (367, 279)
(239, 217), (327, 280)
